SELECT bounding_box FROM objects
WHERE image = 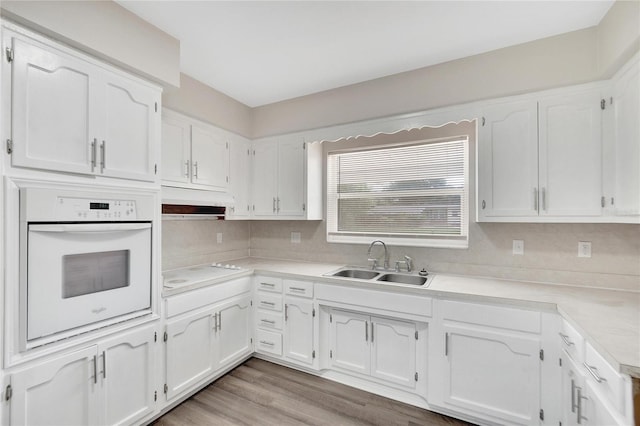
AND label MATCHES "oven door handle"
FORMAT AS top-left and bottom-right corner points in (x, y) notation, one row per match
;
(29, 223), (151, 233)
